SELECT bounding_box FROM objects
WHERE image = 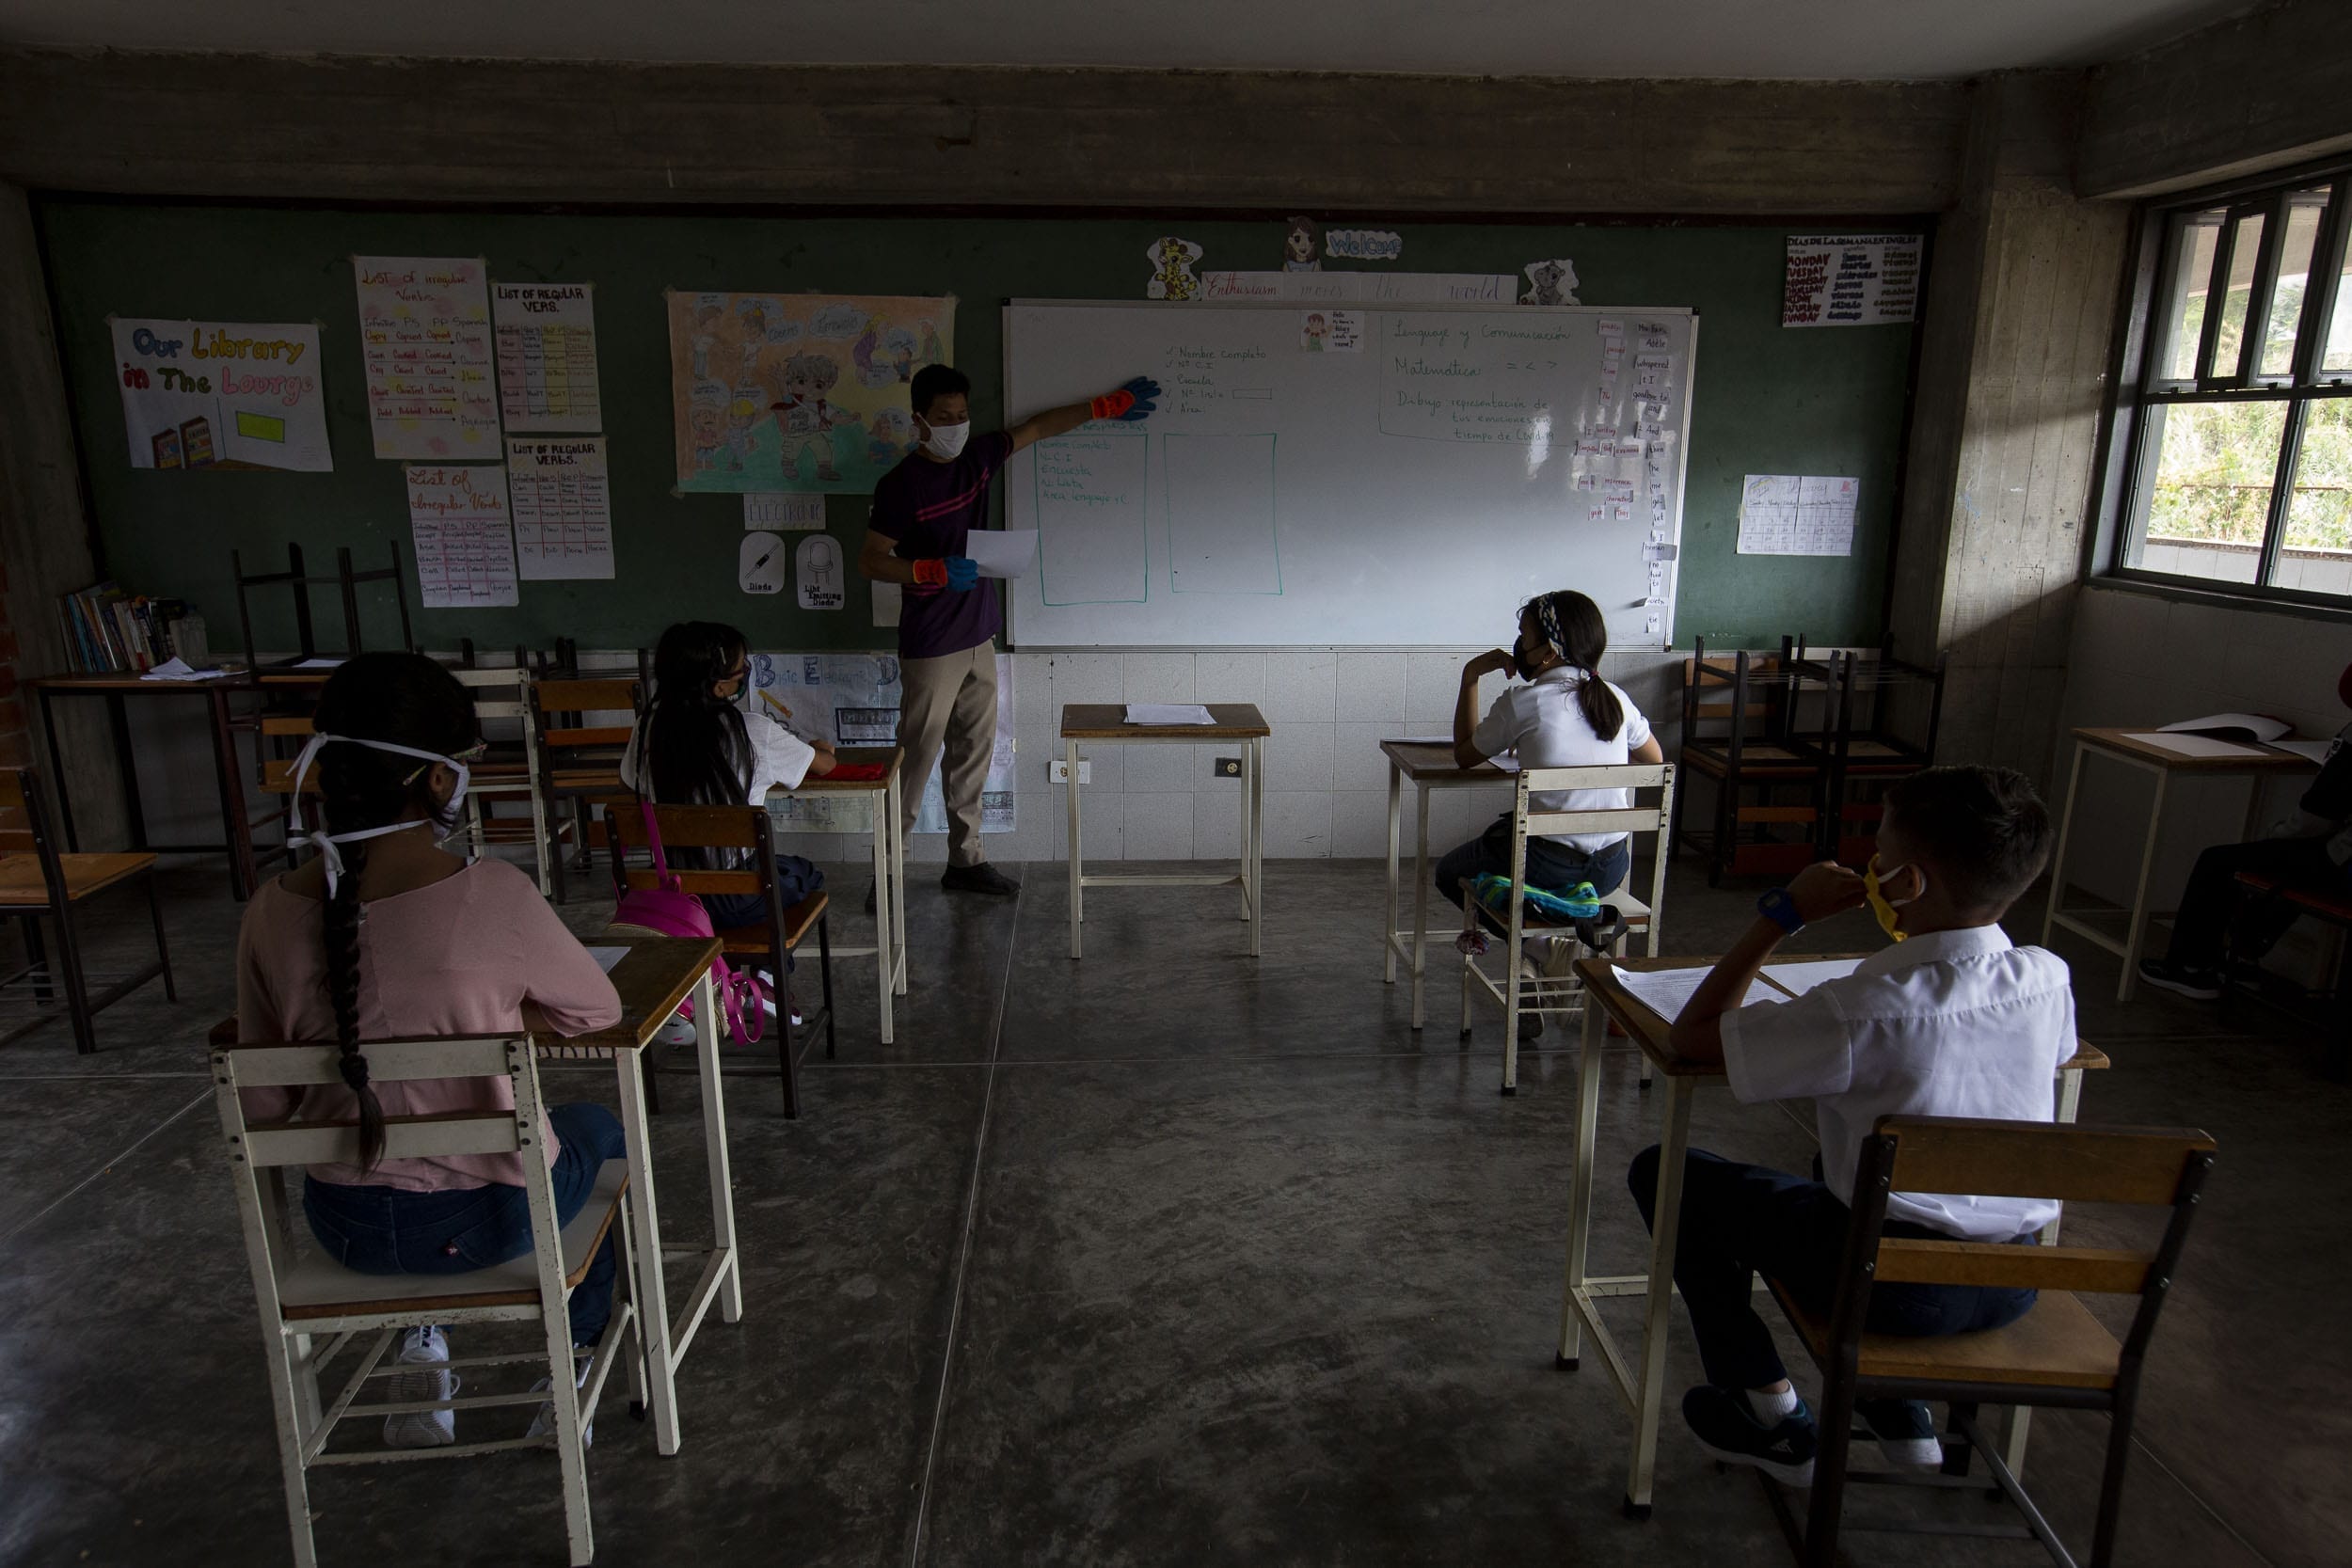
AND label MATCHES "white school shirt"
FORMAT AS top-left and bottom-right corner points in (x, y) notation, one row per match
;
(1720, 924), (2076, 1240)
(1470, 665), (1654, 851)
(619, 707), (817, 804)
